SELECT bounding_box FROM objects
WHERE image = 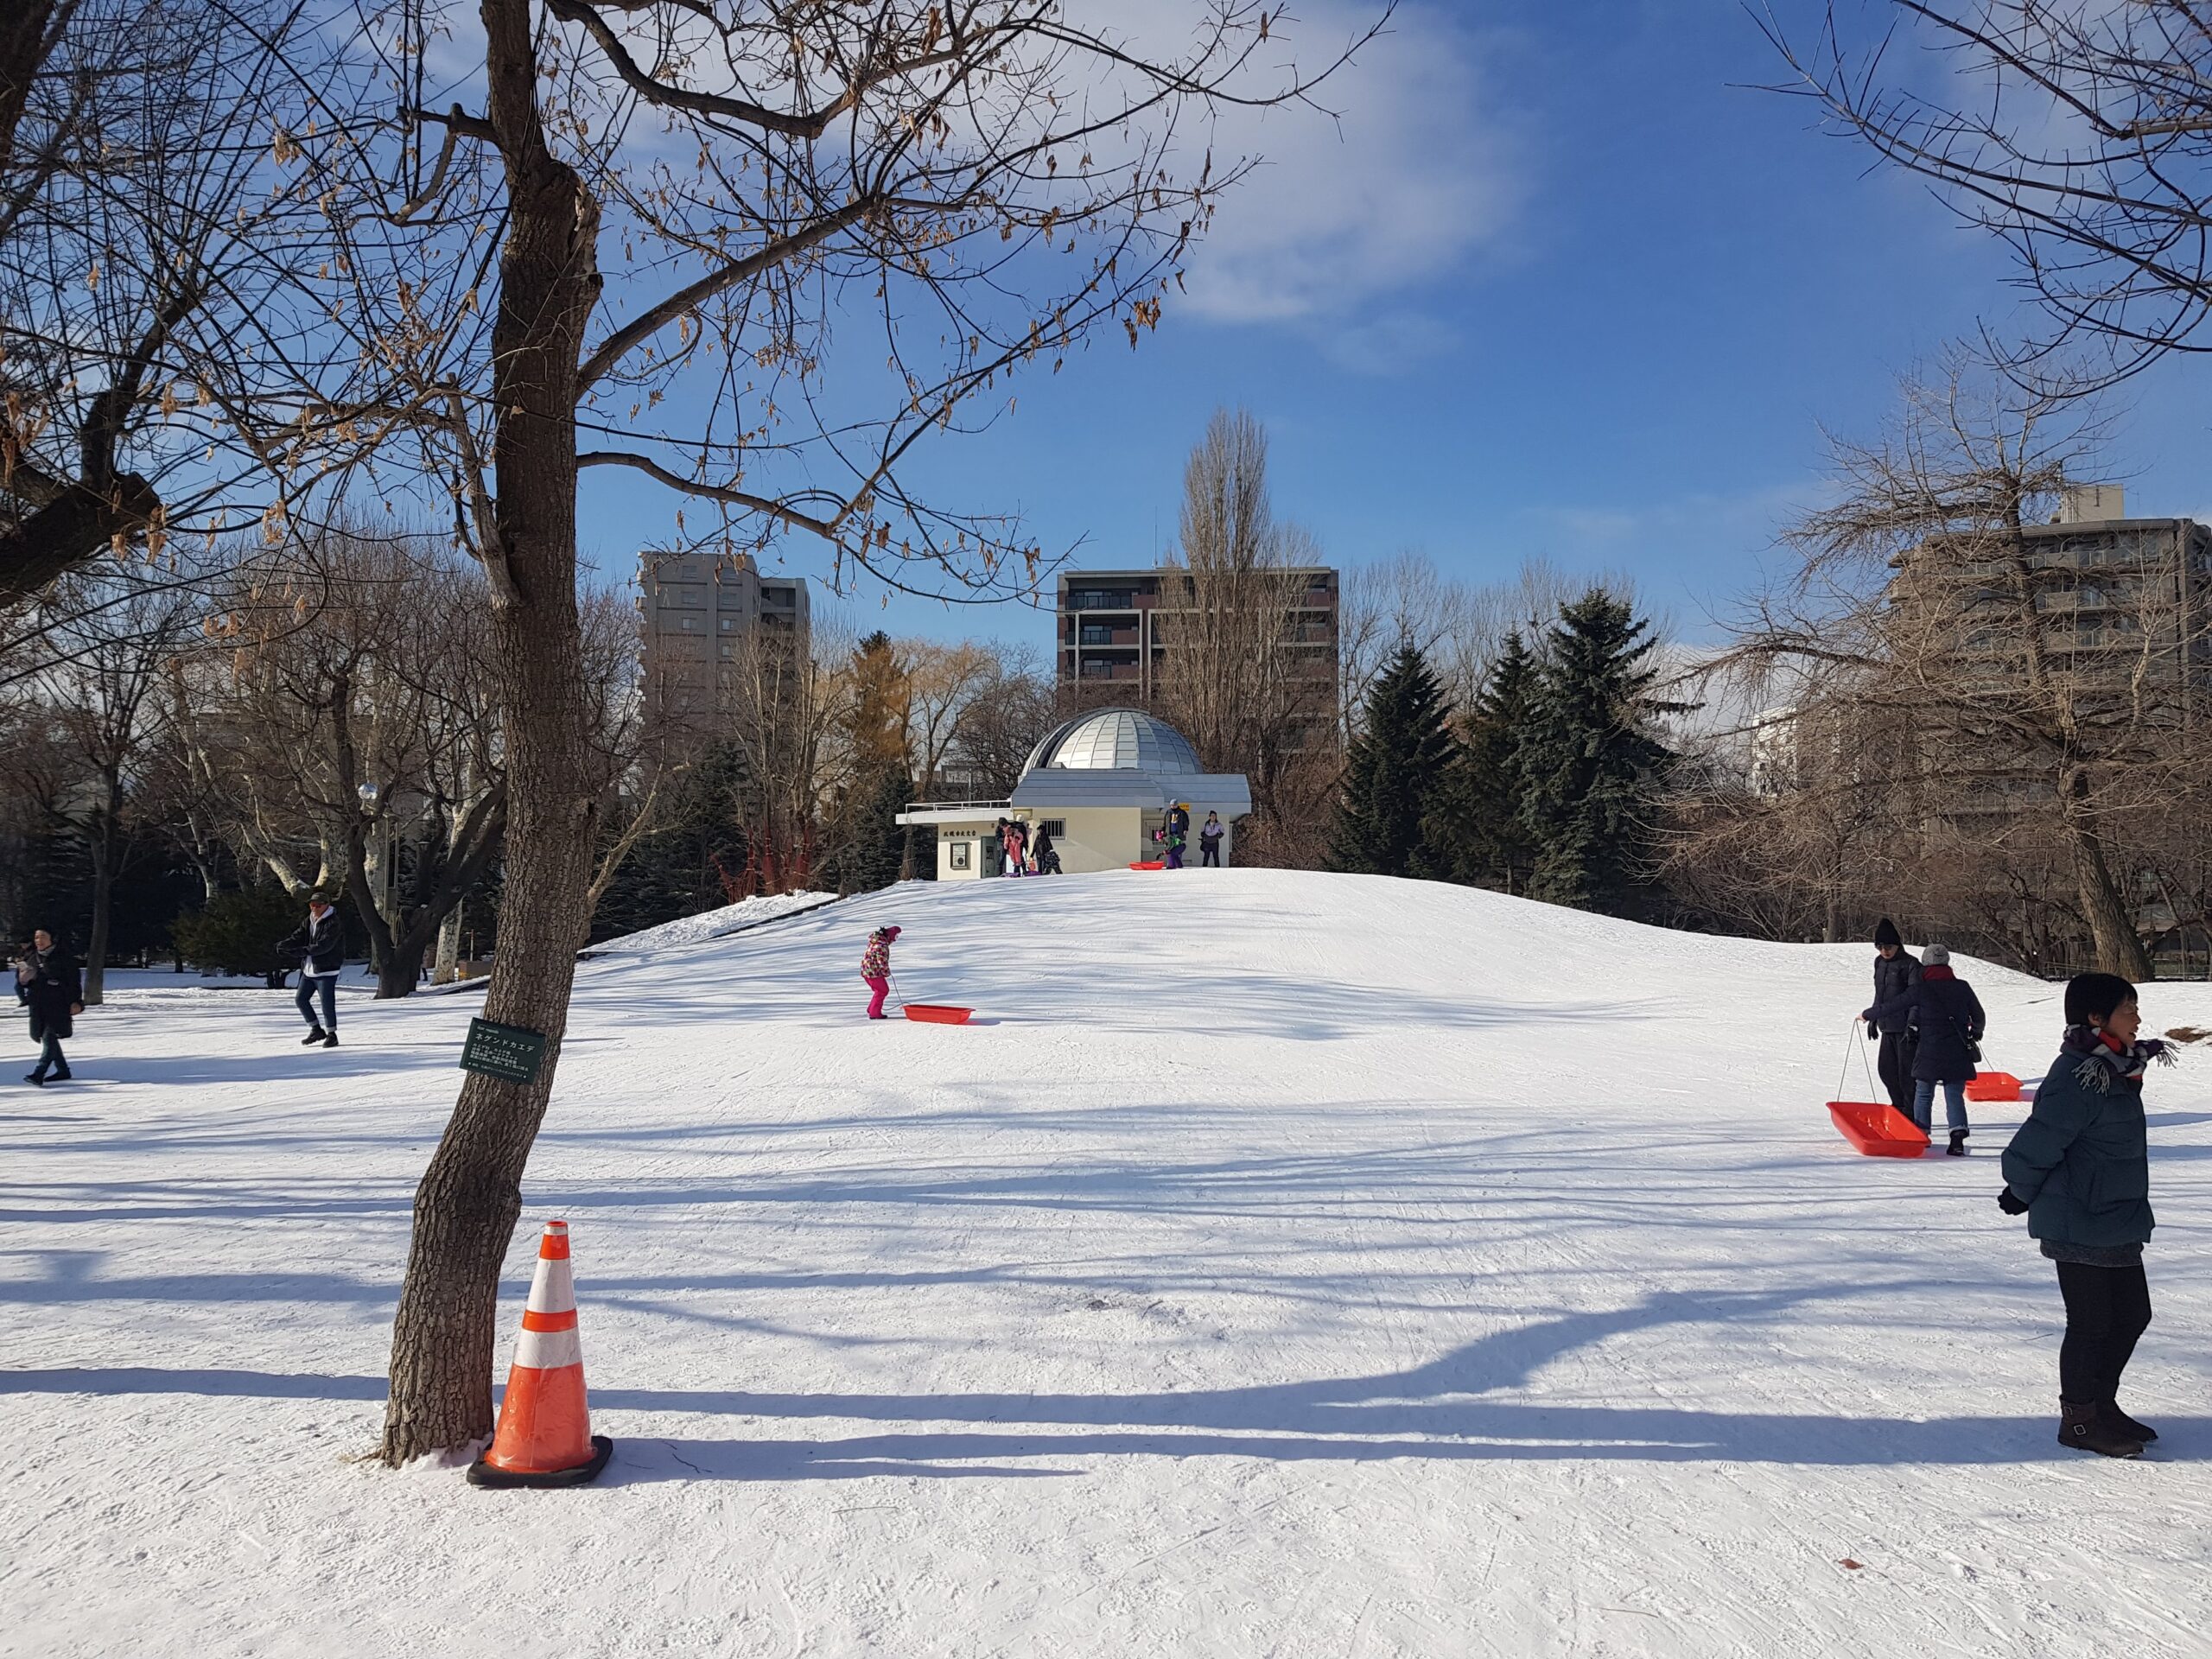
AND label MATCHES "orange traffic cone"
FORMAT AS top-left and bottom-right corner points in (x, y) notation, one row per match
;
(467, 1218), (613, 1487)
